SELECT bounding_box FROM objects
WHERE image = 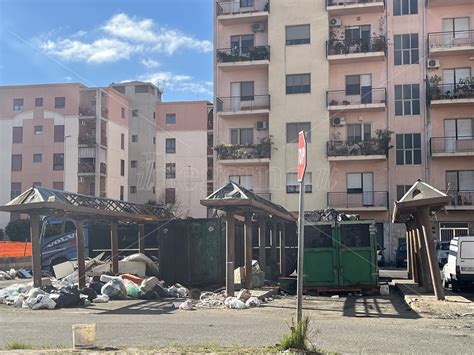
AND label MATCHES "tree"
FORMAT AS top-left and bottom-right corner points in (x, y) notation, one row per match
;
(5, 219), (31, 242)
